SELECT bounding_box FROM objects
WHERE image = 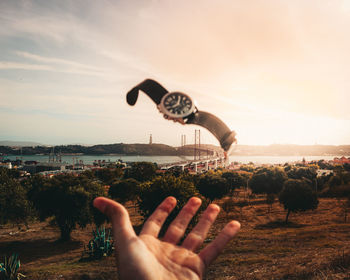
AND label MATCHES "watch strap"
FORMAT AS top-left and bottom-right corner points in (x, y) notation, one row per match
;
(126, 79), (168, 105)
(186, 111), (236, 151)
